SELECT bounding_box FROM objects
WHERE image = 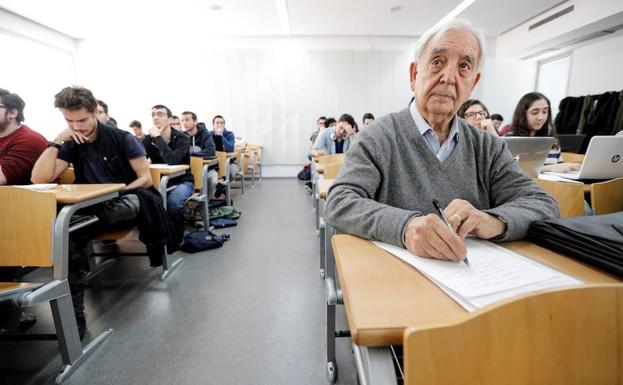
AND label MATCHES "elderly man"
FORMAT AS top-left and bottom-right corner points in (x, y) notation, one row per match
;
(325, 19), (558, 262)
